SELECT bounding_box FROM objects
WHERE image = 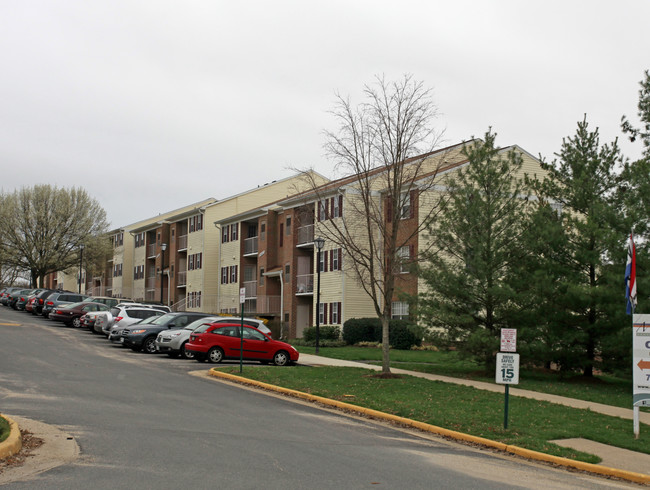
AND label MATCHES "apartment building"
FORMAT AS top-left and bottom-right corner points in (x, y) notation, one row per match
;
(213, 141), (548, 339)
